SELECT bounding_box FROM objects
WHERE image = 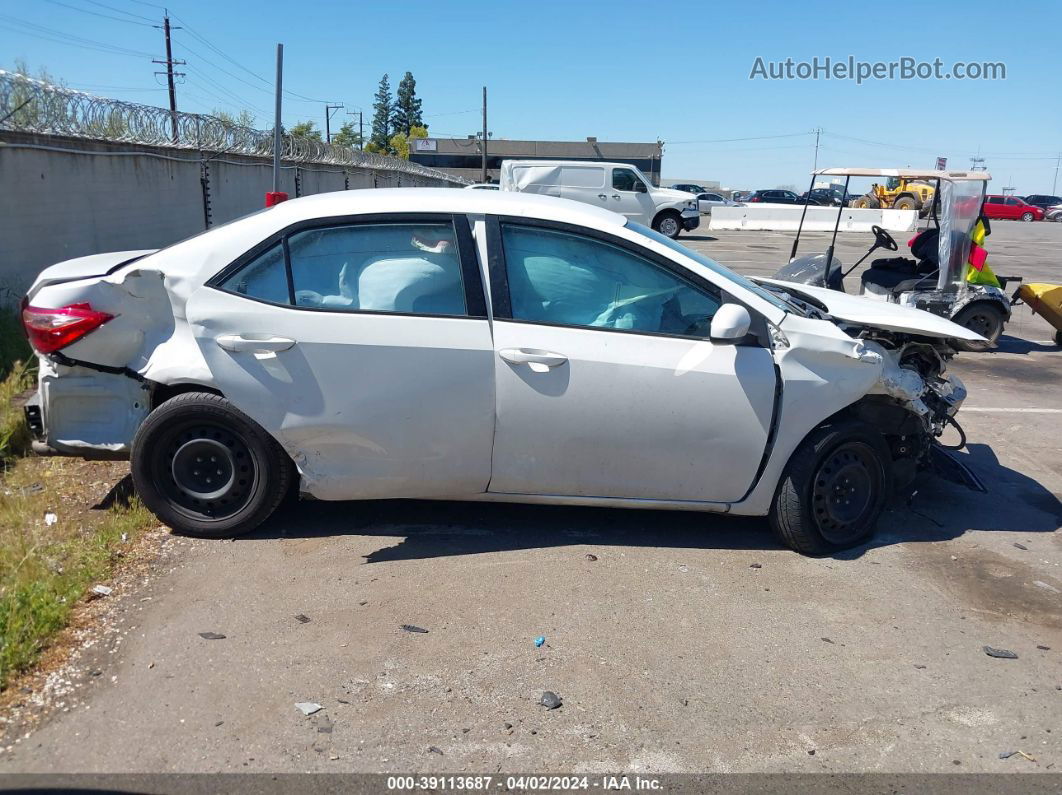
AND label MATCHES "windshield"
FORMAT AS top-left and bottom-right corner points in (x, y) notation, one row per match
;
(627, 222), (792, 313)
